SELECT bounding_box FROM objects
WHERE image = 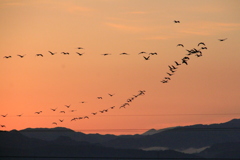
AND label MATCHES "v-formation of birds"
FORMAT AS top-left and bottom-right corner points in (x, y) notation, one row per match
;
(1, 20), (227, 128)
